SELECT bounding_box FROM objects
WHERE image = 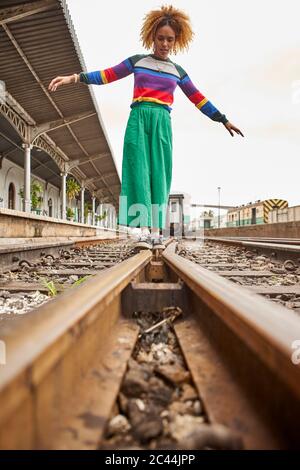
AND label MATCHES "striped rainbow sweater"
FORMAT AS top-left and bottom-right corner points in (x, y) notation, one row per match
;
(79, 54), (228, 123)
